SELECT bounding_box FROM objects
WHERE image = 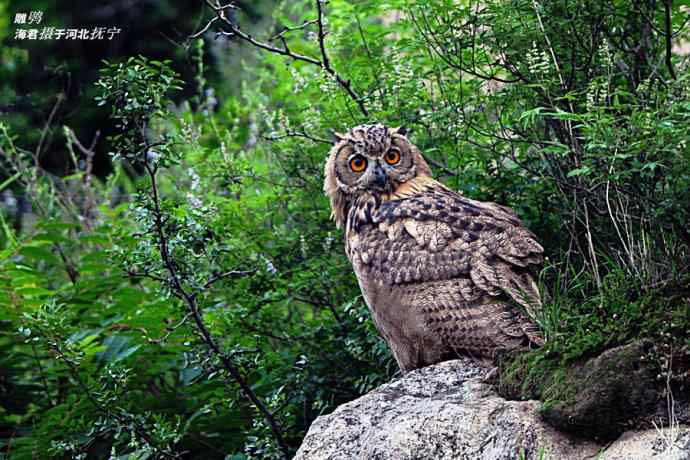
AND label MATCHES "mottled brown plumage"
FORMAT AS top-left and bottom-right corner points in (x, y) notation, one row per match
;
(324, 123), (544, 373)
